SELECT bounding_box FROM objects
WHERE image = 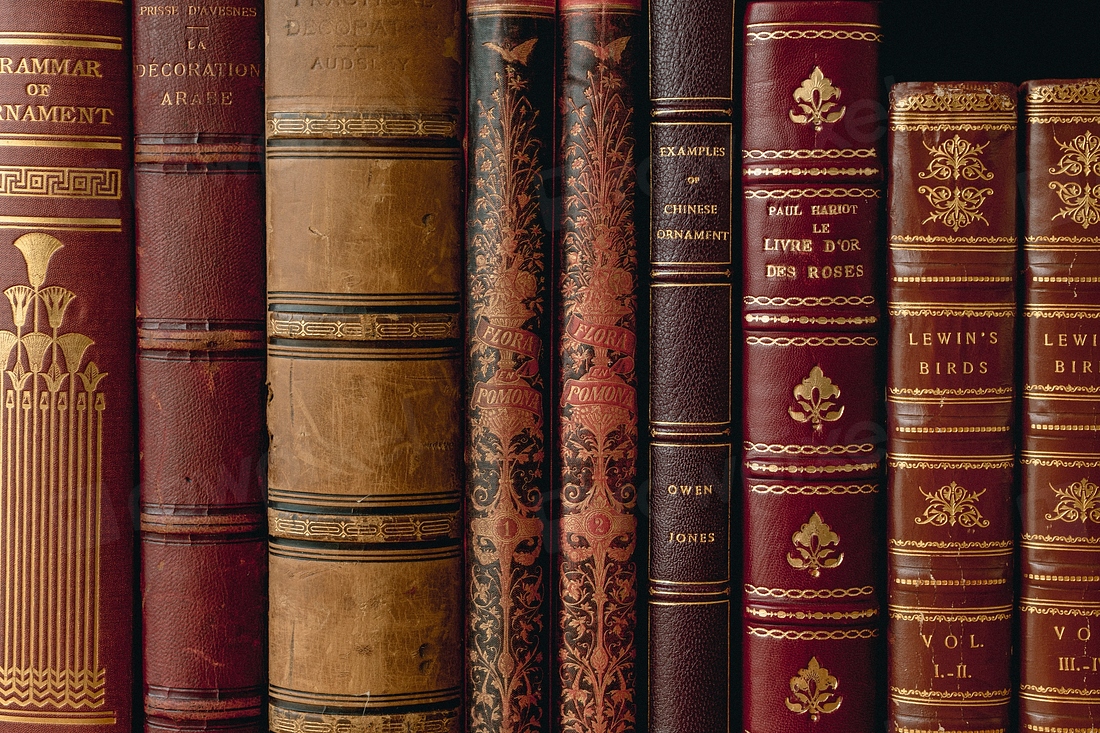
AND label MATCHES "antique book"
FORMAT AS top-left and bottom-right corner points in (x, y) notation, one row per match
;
(647, 0), (735, 731)
(741, 3), (885, 733)
(1019, 78), (1100, 733)
(133, 3), (266, 733)
(887, 82), (1017, 733)
(466, 1), (553, 733)
(265, 0), (464, 731)
(0, 2), (134, 730)
(557, 1), (641, 731)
